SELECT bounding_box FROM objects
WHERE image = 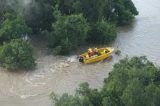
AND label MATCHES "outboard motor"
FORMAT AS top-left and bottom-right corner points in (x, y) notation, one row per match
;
(79, 56), (84, 63)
